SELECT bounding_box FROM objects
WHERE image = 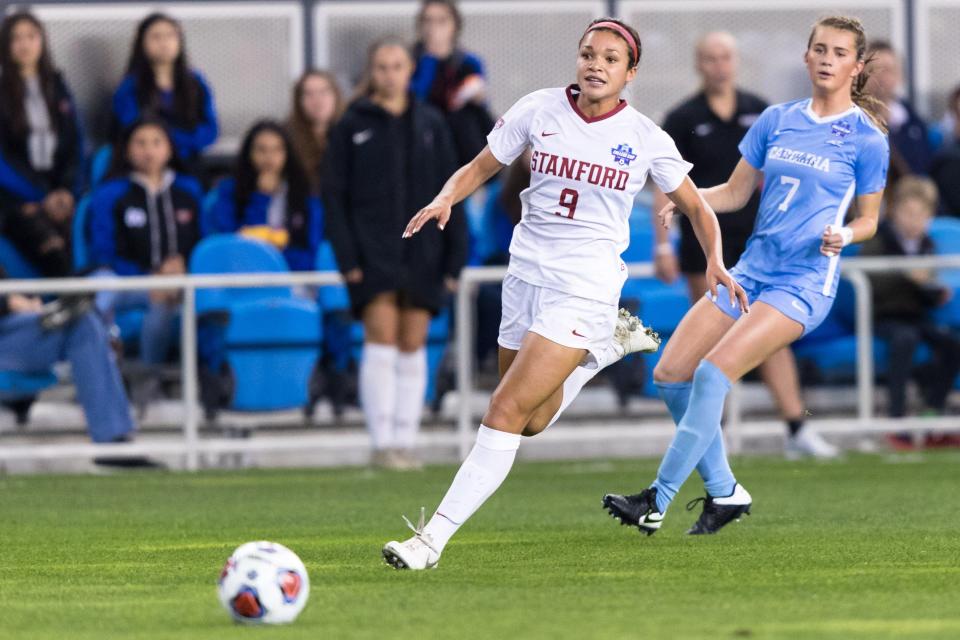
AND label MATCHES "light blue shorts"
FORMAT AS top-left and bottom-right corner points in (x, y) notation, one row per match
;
(708, 270), (834, 336)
